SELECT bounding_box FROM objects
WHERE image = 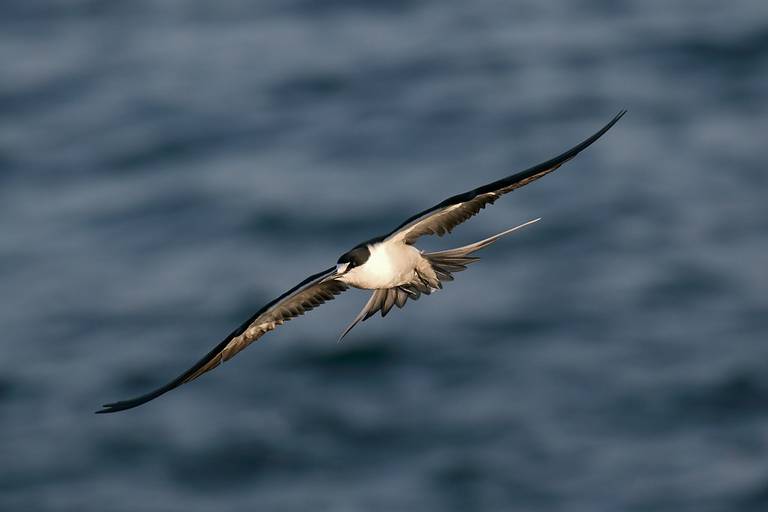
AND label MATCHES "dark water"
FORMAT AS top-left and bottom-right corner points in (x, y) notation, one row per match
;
(2, 1), (767, 510)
